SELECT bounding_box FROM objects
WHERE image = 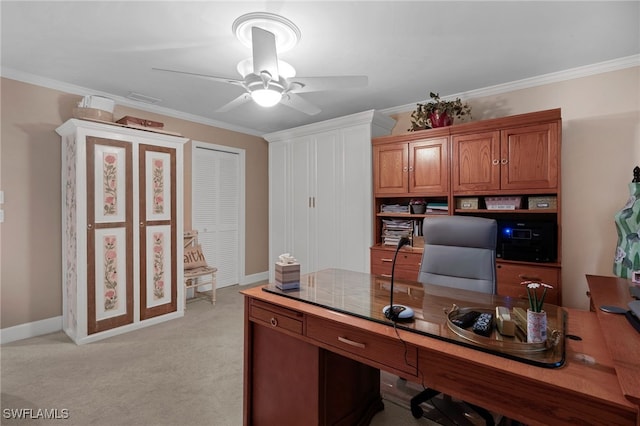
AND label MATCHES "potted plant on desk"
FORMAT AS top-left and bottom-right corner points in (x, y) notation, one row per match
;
(521, 280), (554, 343)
